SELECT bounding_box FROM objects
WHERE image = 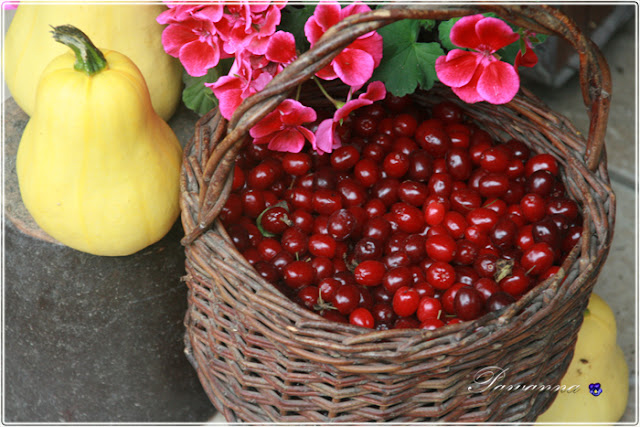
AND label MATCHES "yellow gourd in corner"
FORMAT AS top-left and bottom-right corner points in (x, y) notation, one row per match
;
(4, 3), (182, 121)
(536, 293), (629, 423)
(16, 25), (183, 257)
